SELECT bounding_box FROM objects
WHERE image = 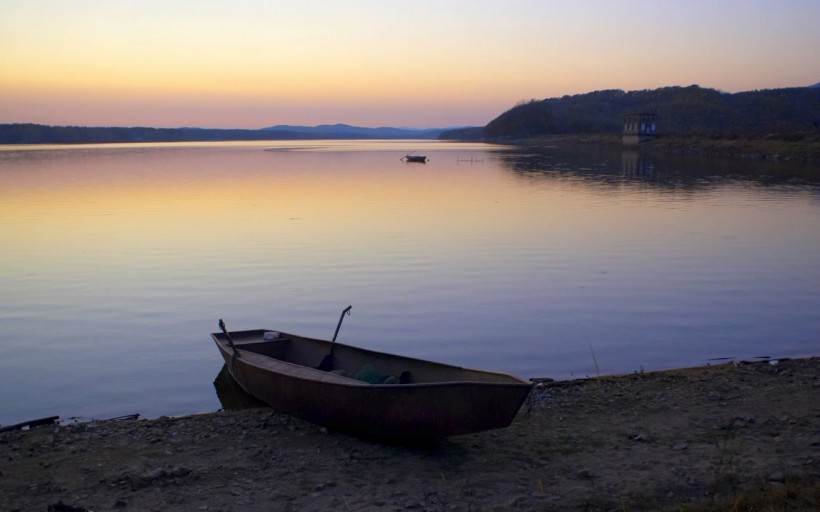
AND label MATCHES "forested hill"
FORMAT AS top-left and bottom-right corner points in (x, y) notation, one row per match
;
(456, 85), (820, 141)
